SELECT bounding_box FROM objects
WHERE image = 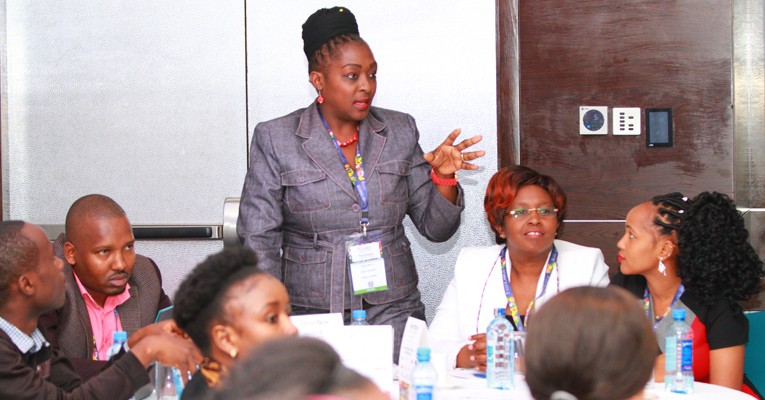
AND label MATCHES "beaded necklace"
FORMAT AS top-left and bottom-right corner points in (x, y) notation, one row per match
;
(317, 108), (369, 231)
